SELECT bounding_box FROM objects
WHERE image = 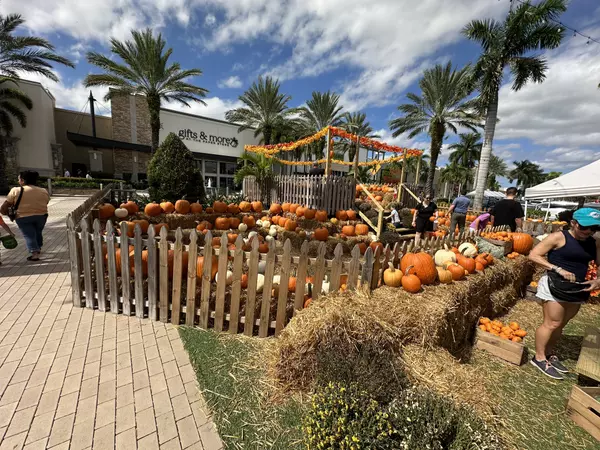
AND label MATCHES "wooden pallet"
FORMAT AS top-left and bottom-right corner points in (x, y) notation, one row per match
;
(566, 386), (600, 441)
(474, 328), (526, 365)
(481, 237), (513, 255)
(576, 327), (600, 383)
